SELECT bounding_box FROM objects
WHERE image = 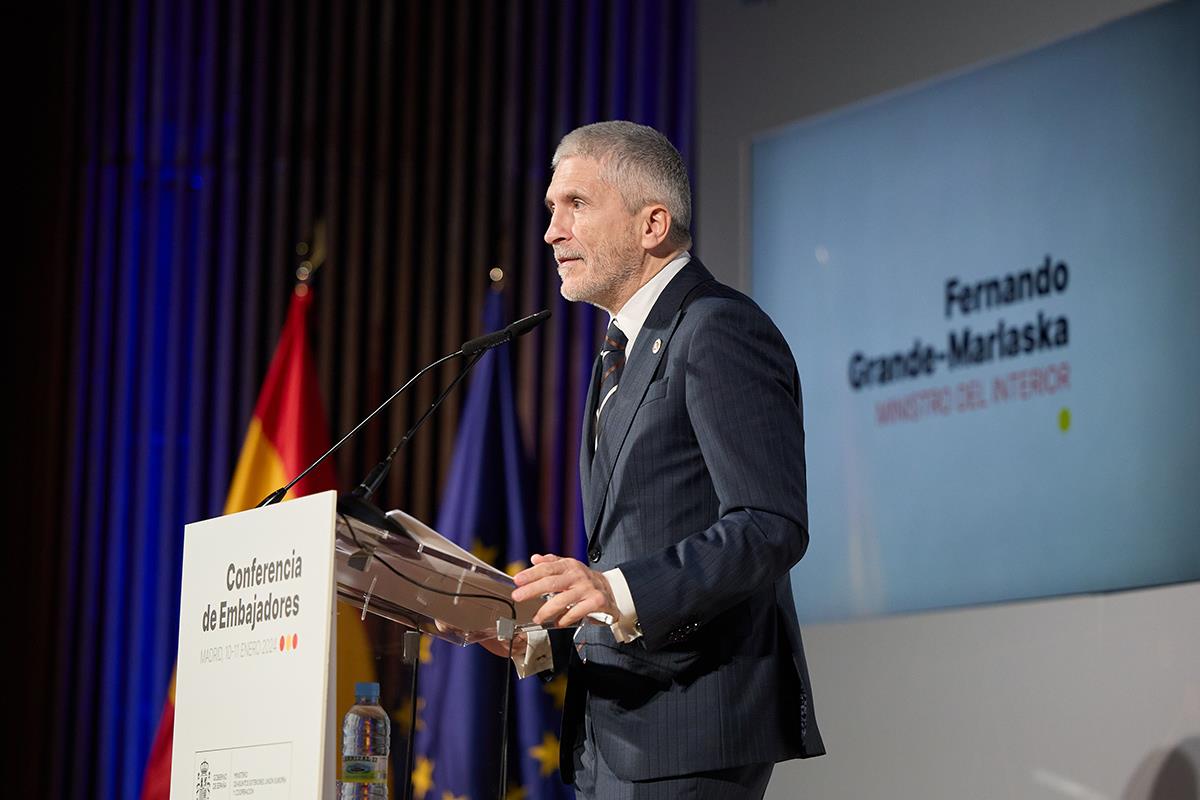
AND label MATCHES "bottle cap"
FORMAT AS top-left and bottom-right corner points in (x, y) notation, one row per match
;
(355, 681), (380, 700)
